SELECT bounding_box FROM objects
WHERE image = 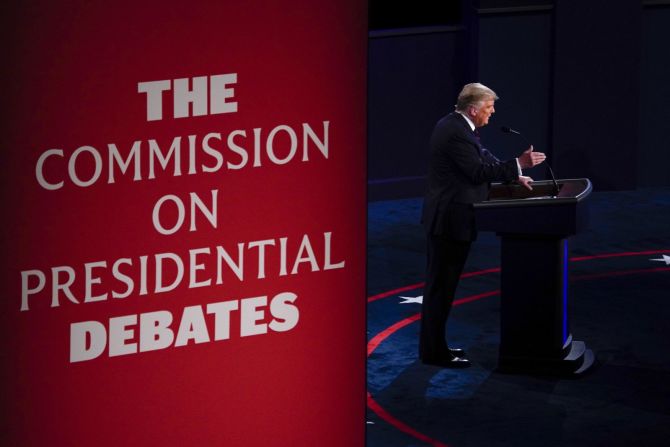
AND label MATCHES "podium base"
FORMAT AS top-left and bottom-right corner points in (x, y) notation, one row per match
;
(497, 340), (595, 377)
